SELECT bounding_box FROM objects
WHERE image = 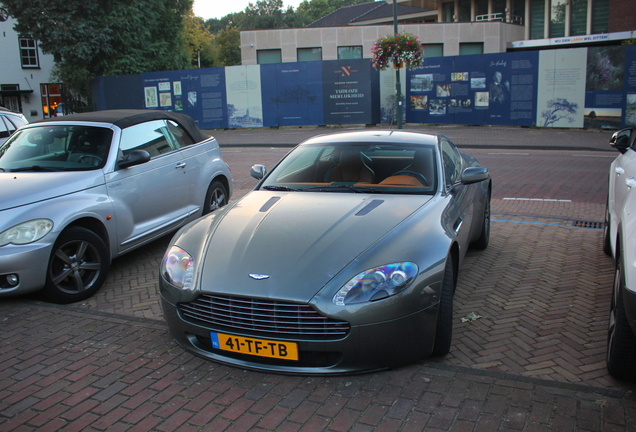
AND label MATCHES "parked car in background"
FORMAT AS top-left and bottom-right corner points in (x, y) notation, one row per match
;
(0, 108), (28, 145)
(0, 109), (232, 304)
(604, 127), (636, 381)
(160, 130), (491, 374)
